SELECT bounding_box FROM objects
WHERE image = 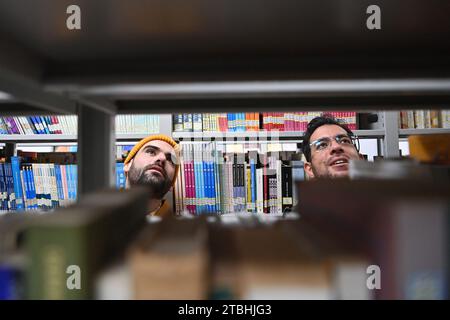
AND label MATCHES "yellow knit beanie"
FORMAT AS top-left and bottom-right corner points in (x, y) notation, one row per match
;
(124, 134), (180, 186)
